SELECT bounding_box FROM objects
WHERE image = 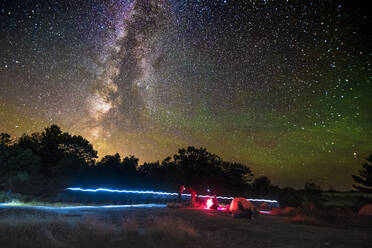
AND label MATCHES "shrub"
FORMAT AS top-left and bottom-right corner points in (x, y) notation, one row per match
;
(0, 191), (25, 203)
(278, 188), (302, 207)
